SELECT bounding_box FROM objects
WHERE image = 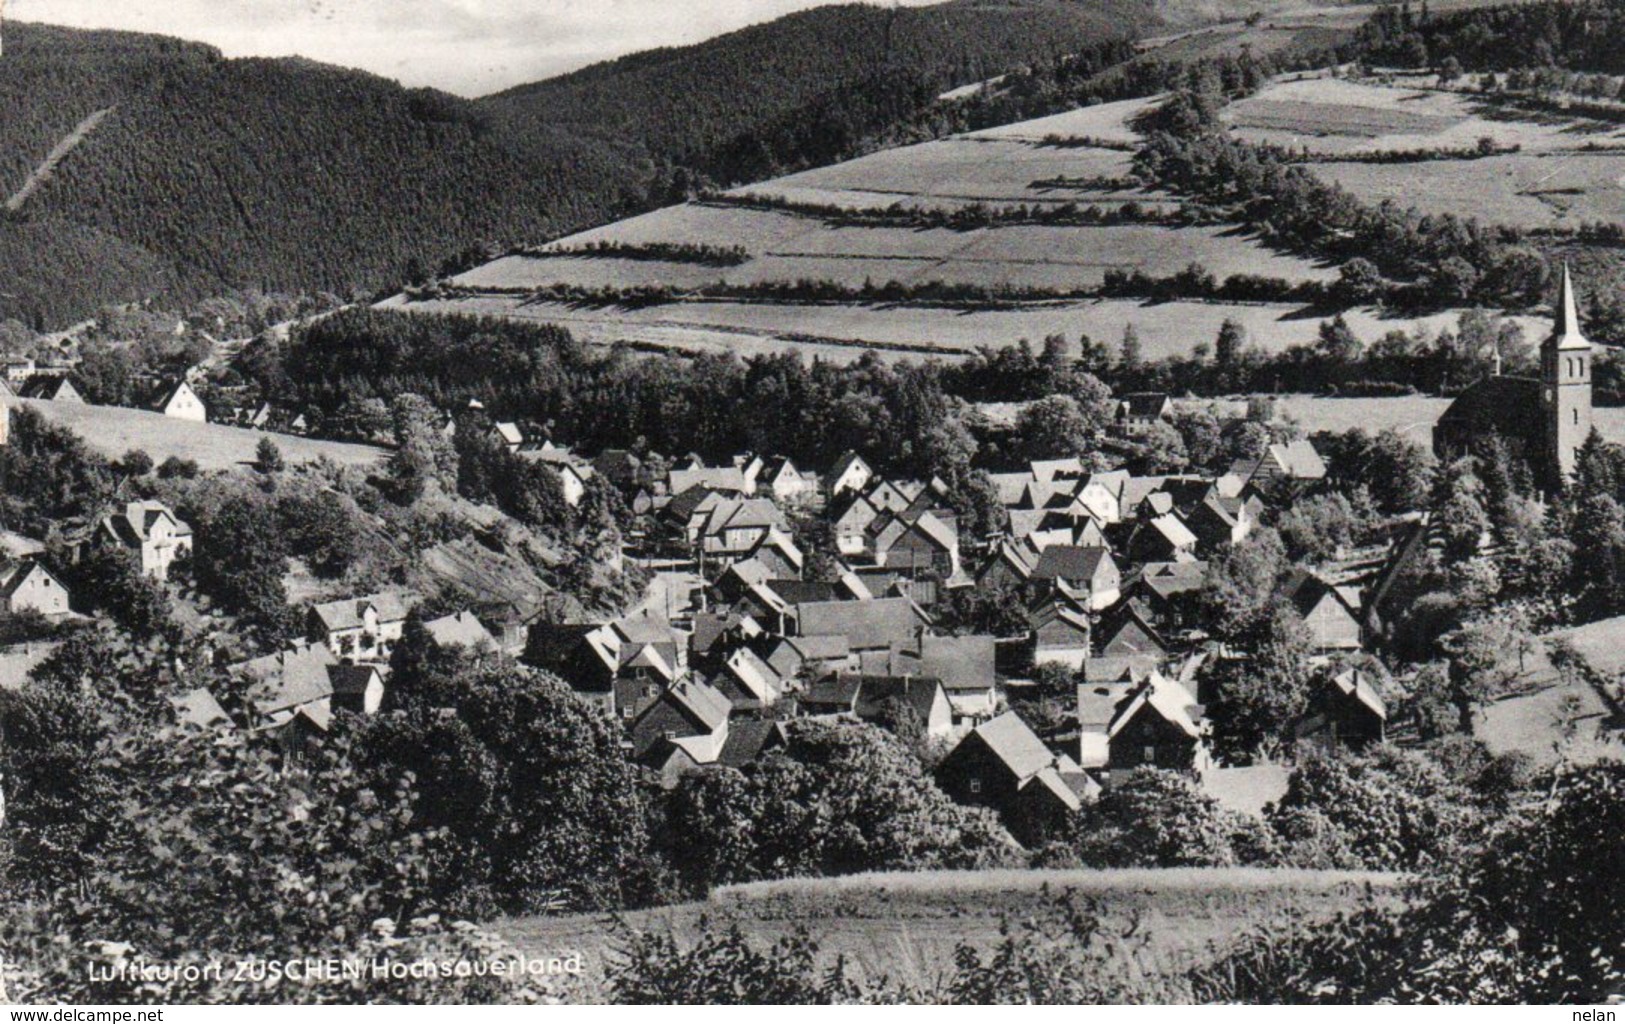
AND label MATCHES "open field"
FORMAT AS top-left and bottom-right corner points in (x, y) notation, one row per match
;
(17, 398), (387, 472)
(1225, 75), (1625, 228)
(481, 222), (1337, 293)
(499, 867), (1403, 998)
(1311, 151), (1625, 229)
(1275, 393), (1625, 444)
(395, 293), (1530, 366)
